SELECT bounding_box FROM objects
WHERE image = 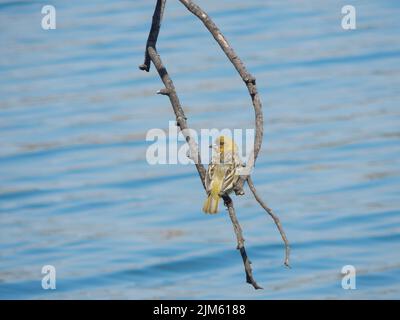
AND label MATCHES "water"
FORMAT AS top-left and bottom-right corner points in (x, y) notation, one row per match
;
(1, 0), (400, 299)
